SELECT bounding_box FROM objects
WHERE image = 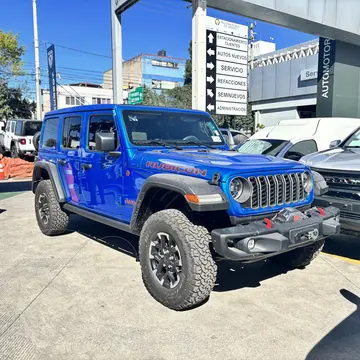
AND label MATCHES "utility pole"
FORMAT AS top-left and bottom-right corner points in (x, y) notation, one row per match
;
(32, 0), (42, 119)
(111, 2), (123, 104)
(249, 22), (256, 69)
(192, 0), (207, 111)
